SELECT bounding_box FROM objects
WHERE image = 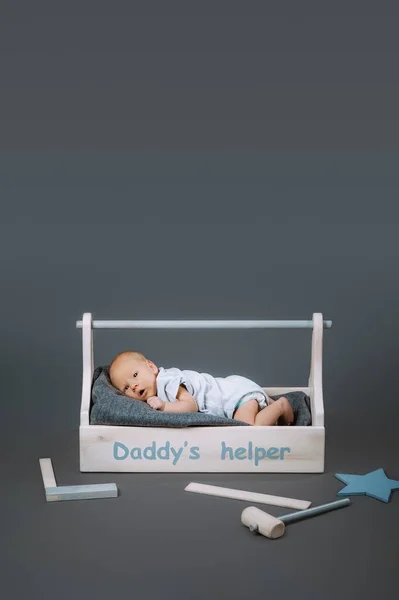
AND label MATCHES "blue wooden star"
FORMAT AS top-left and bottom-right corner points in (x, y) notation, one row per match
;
(335, 468), (399, 503)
